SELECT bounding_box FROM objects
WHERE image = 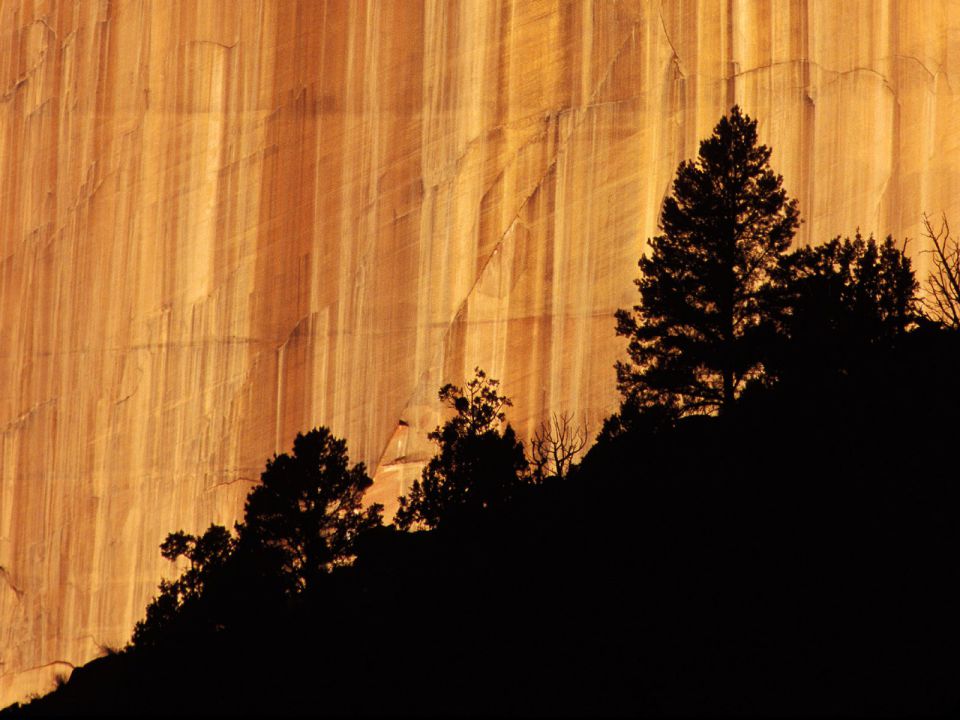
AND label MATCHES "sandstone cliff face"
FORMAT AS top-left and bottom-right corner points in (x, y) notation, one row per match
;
(2, 0), (959, 704)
